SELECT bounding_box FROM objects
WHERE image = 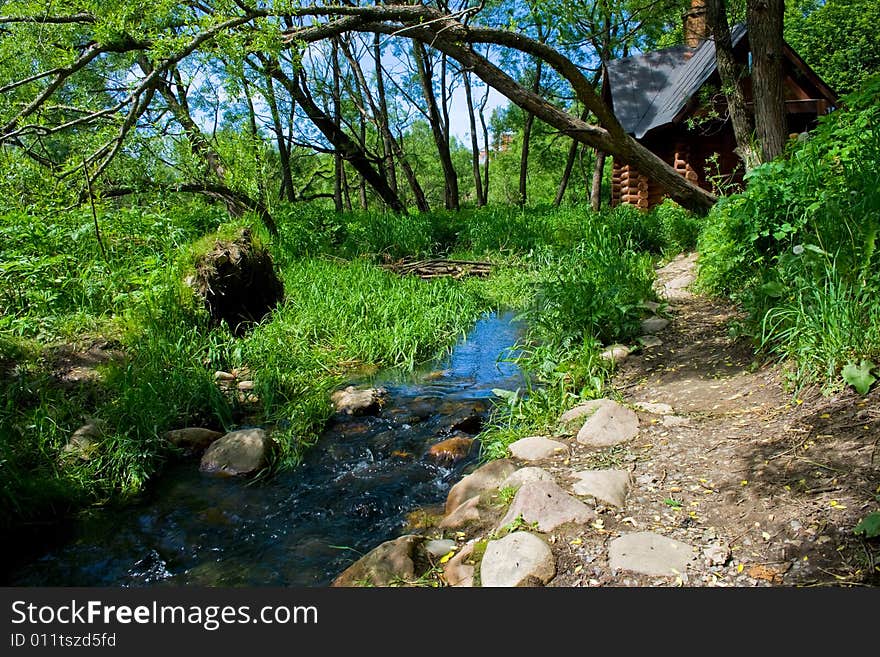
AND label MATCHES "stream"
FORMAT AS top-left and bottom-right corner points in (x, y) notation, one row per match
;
(11, 311), (525, 587)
